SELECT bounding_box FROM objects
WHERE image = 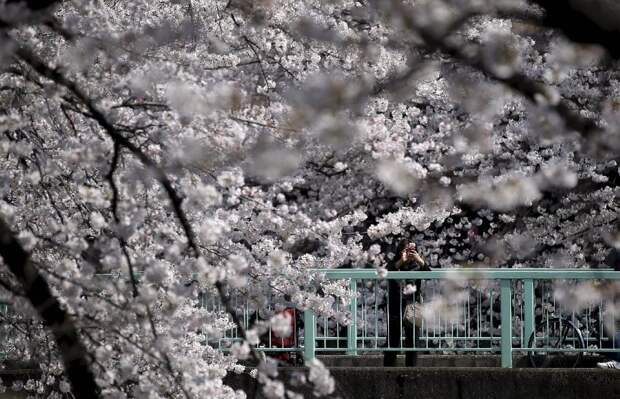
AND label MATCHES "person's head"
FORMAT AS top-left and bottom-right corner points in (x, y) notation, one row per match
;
(396, 239), (416, 255)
